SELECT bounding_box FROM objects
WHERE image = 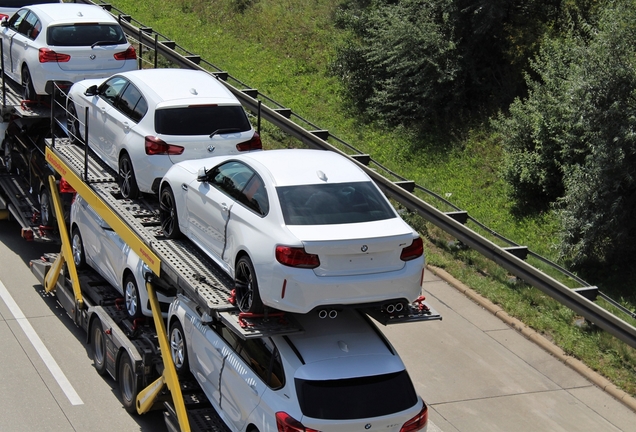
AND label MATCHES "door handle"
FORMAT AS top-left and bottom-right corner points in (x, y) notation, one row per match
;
(100, 106), (106, 113)
(123, 122), (130, 132)
(221, 203), (229, 212)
